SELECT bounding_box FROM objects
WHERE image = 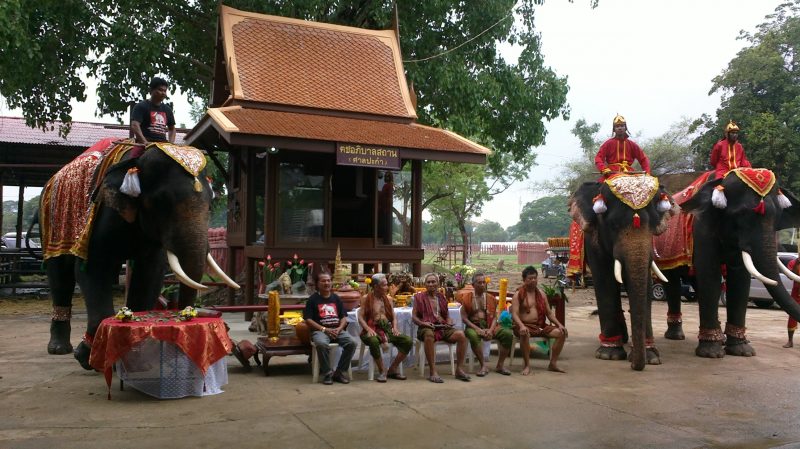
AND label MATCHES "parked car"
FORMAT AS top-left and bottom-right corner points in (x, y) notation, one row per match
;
(1, 232), (40, 250)
(748, 252), (797, 308)
(651, 275), (695, 302)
